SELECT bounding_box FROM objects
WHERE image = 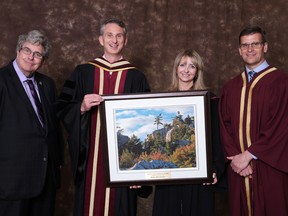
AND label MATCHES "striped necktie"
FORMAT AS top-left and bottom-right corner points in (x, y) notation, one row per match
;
(248, 70), (256, 82)
(26, 79), (45, 127)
